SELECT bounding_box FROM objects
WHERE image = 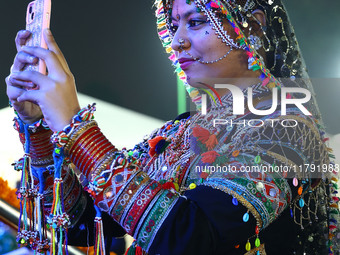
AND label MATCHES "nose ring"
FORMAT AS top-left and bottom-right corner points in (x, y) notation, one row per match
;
(178, 38), (185, 48)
